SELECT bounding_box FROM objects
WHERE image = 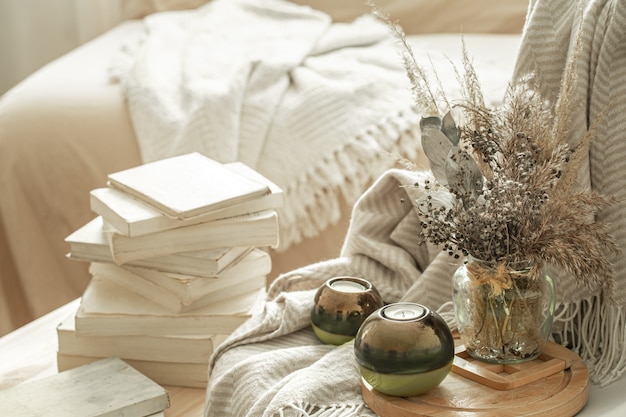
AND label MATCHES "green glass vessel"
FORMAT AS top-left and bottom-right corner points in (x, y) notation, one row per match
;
(354, 302), (454, 397)
(310, 276), (383, 345)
